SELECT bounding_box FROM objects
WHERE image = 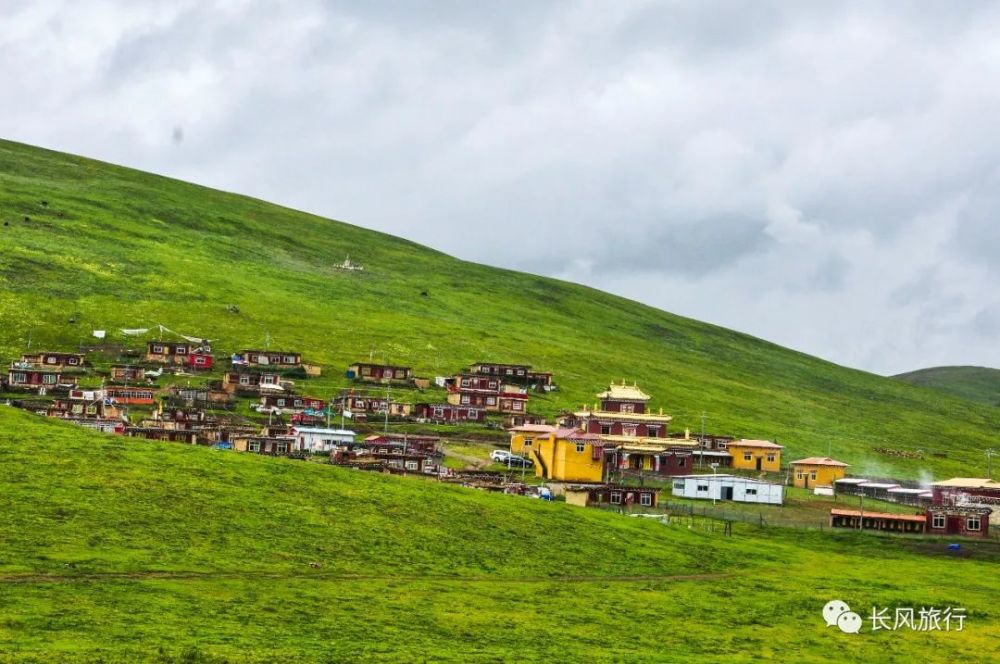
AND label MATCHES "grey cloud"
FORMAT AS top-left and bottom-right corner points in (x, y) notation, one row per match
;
(1, 1), (999, 374)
